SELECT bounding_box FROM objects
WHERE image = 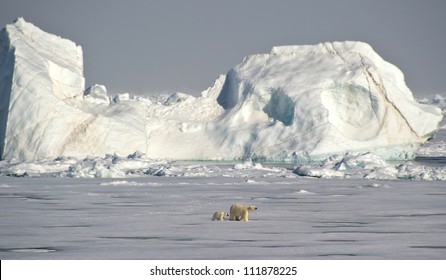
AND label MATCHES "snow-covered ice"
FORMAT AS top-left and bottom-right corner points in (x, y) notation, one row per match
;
(0, 18), (442, 162)
(1, 149), (445, 181)
(1, 176), (445, 260)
